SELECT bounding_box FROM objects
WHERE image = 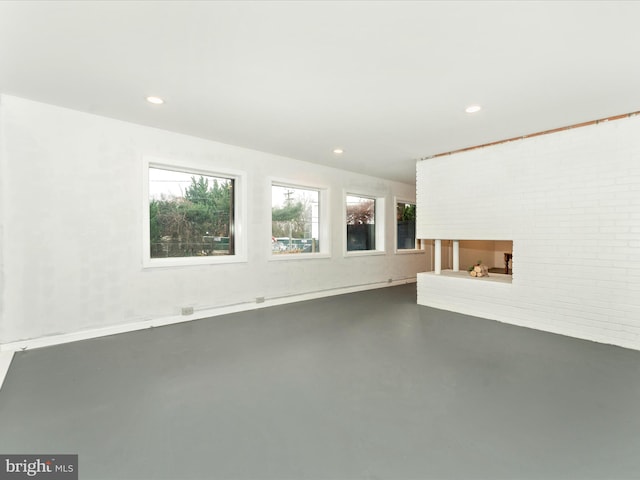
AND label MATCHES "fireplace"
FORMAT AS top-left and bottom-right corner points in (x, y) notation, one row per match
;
(425, 239), (513, 280)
